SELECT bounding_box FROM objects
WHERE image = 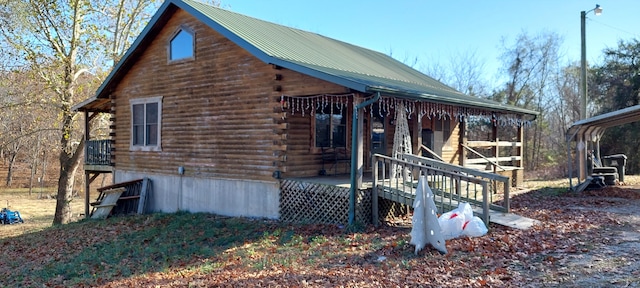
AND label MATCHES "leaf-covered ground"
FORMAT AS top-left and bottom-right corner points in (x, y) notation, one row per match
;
(1, 186), (640, 287)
